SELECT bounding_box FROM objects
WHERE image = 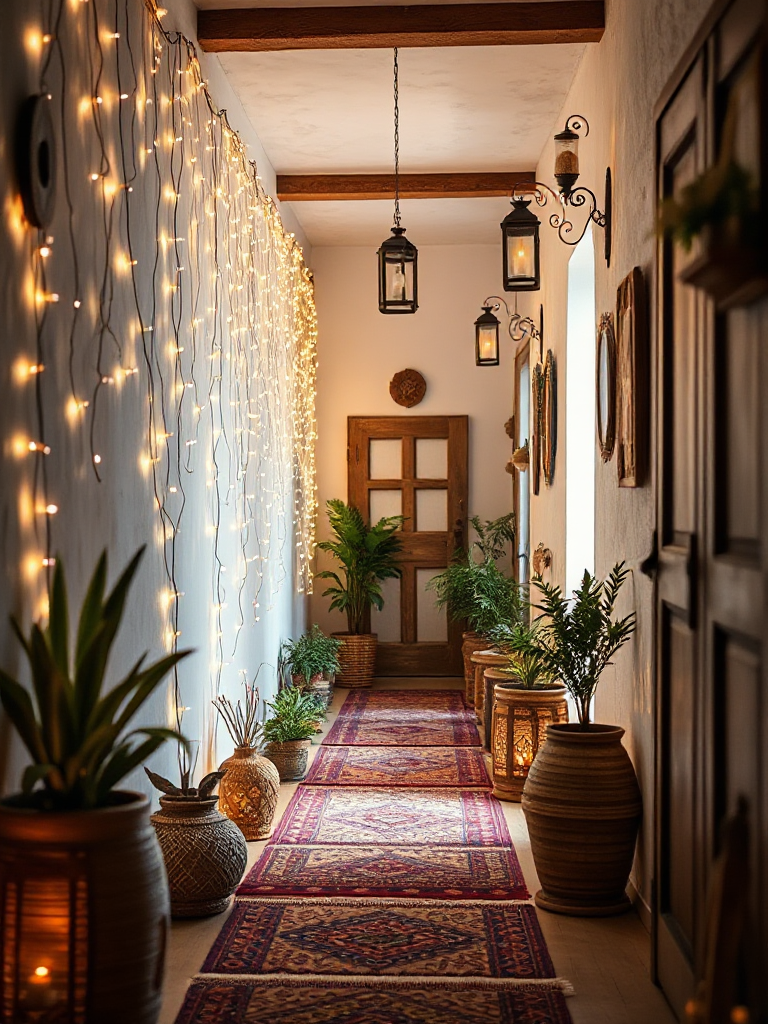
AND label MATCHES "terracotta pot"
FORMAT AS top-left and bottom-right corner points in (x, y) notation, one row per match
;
(332, 632), (377, 688)
(469, 648), (507, 726)
(461, 632), (486, 705)
(264, 739), (312, 781)
(487, 673), (568, 802)
(218, 746), (280, 841)
(0, 791), (167, 1024)
(522, 723), (642, 917)
(151, 796), (247, 918)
